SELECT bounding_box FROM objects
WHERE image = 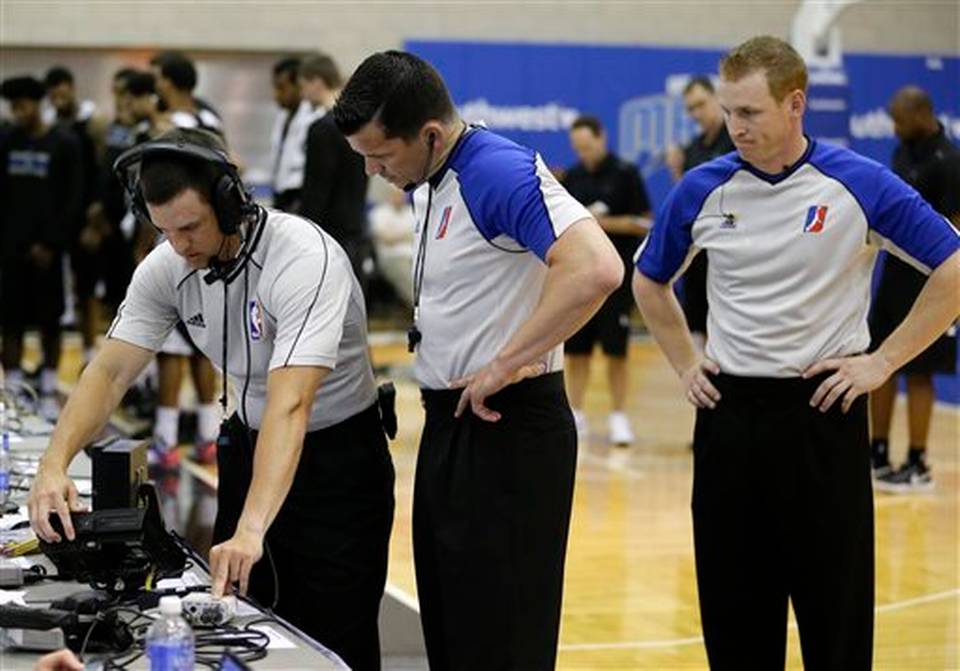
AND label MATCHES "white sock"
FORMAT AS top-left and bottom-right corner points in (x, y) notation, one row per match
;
(196, 403), (221, 443)
(154, 406), (180, 449)
(40, 368), (59, 396)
